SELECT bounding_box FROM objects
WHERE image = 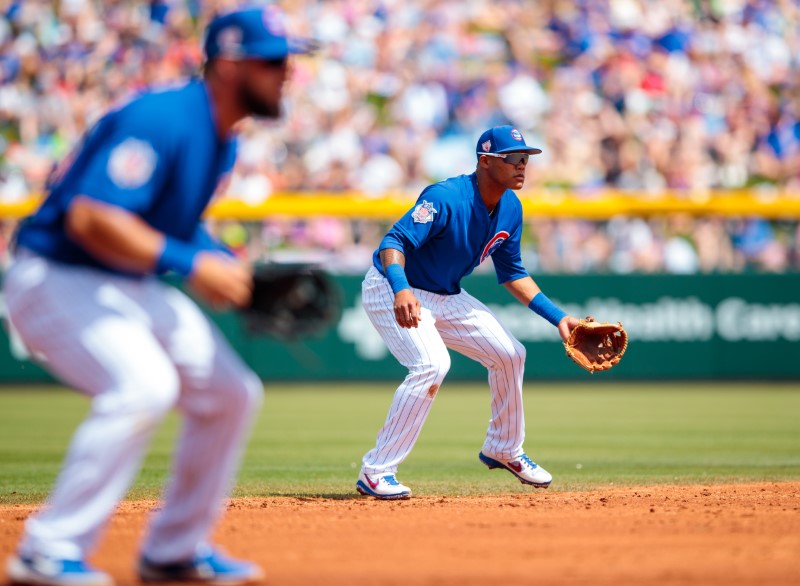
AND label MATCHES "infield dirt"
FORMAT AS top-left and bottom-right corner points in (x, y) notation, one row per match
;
(1, 482), (798, 586)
